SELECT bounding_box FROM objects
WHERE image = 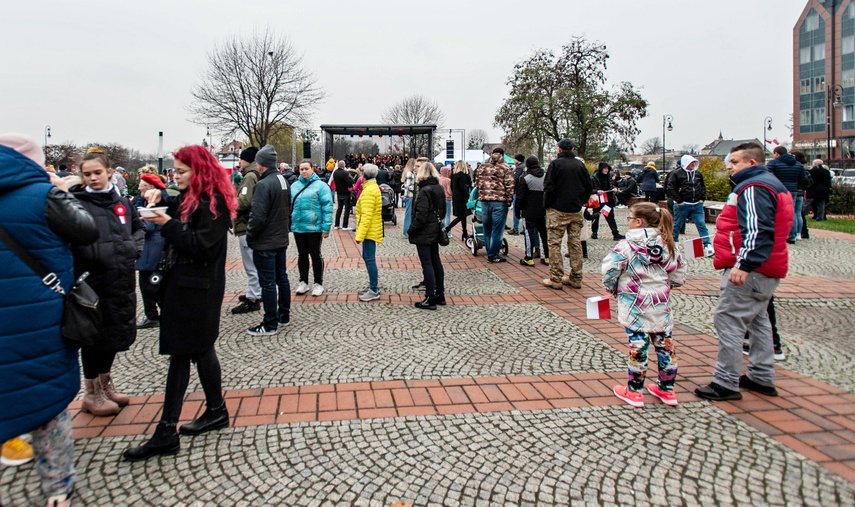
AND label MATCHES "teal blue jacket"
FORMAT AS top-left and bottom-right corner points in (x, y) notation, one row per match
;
(290, 173), (334, 234)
